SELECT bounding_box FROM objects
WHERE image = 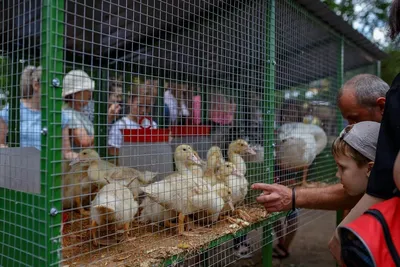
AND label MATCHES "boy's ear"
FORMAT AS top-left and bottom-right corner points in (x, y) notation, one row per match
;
(367, 161), (374, 177)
